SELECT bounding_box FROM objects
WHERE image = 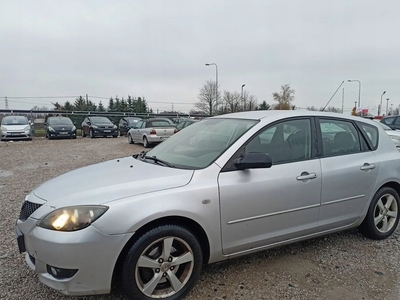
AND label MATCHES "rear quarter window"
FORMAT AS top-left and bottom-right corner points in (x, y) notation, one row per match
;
(358, 122), (379, 150)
